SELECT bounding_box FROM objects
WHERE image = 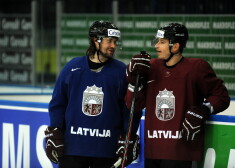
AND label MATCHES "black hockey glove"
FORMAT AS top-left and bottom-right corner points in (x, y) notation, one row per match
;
(181, 105), (210, 141)
(44, 127), (64, 164)
(126, 51), (151, 85)
(116, 134), (139, 167)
